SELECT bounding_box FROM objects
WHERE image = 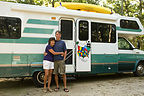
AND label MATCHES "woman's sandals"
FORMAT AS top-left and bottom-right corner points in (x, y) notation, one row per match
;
(43, 88), (47, 93)
(48, 88), (53, 92)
